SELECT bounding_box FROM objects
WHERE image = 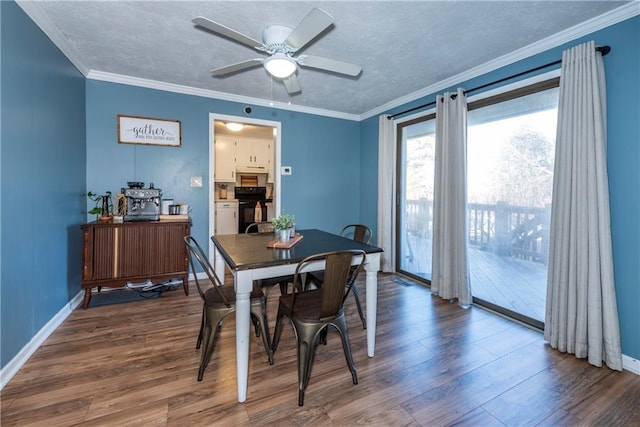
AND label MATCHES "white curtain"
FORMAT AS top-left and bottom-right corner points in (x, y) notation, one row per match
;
(545, 41), (622, 370)
(431, 88), (472, 307)
(377, 114), (395, 272)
